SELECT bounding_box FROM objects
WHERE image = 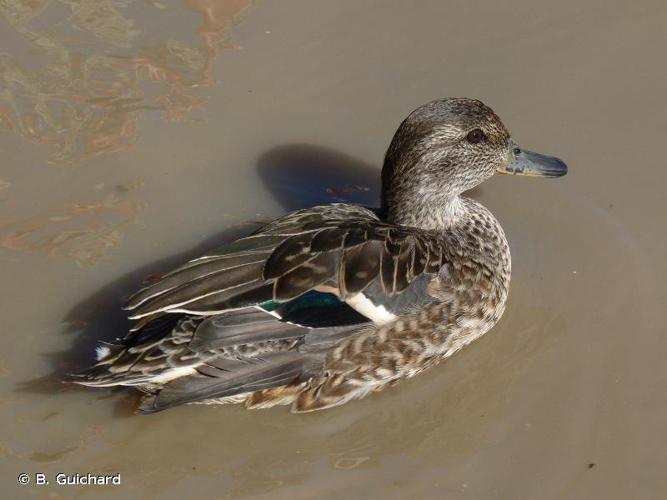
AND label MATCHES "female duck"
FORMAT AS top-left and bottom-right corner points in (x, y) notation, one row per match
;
(73, 98), (567, 413)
